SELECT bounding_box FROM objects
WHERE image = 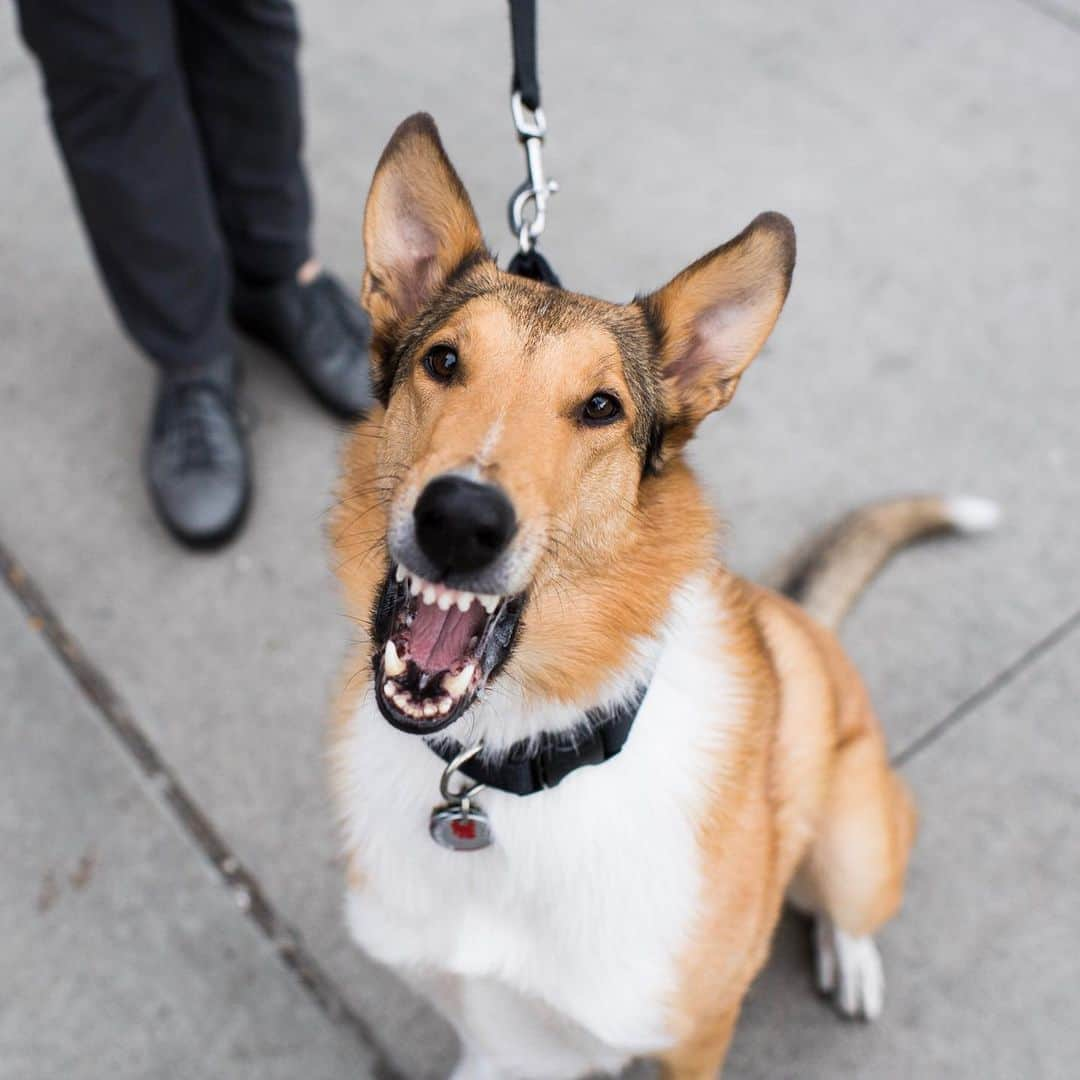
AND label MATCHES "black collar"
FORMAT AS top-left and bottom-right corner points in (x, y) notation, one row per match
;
(425, 683), (648, 797)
